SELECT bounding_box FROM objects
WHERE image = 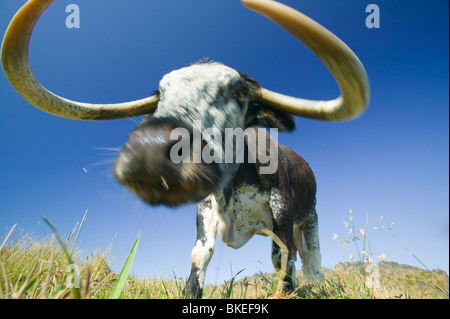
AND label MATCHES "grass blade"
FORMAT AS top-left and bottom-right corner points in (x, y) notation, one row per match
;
(42, 217), (81, 299)
(0, 224), (17, 253)
(42, 217), (74, 265)
(224, 267), (245, 299)
(70, 207), (89, 256)
(160, 280), (170, 299)
(109, 232), (140, 299)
